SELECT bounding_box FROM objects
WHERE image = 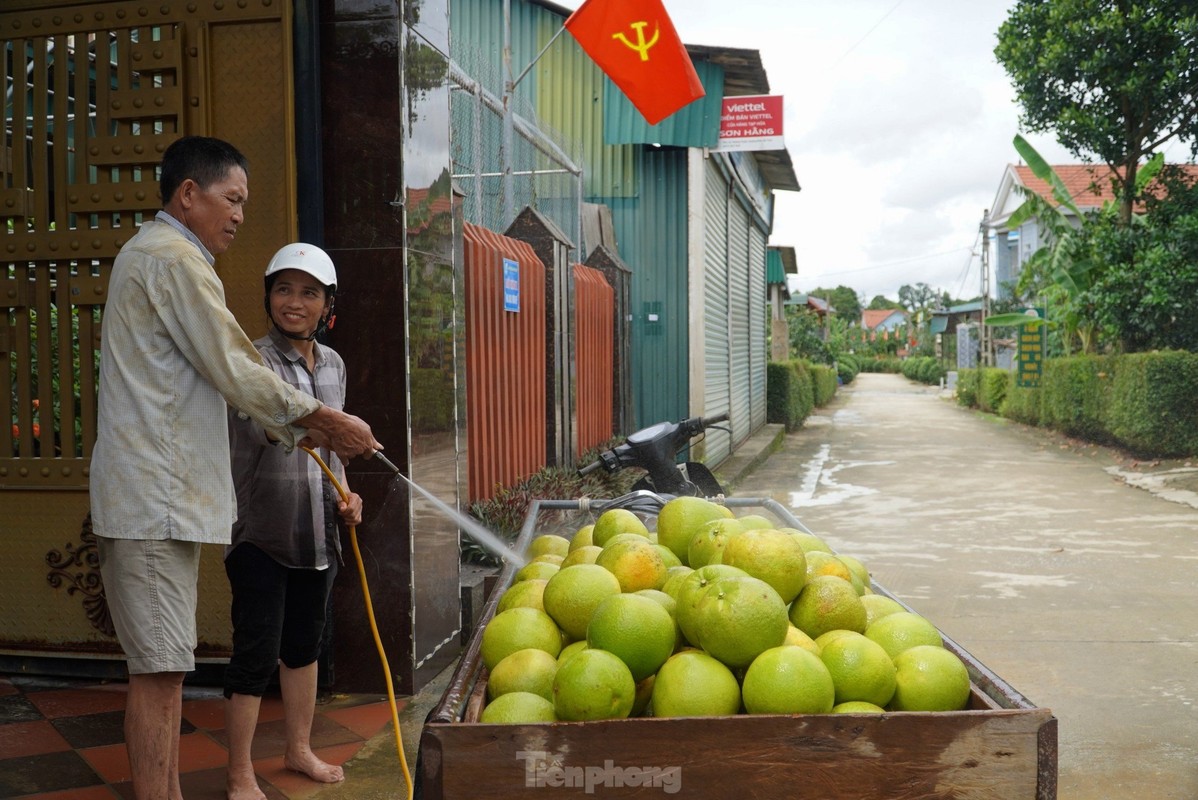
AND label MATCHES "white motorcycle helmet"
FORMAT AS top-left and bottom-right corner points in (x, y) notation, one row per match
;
(263, 242), (338, 340)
